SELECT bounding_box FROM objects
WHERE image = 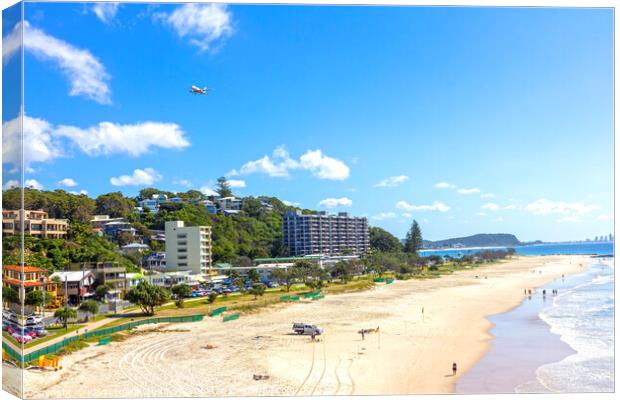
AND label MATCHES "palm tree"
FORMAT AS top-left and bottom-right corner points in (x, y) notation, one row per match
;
(54, 307), (77, 331)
